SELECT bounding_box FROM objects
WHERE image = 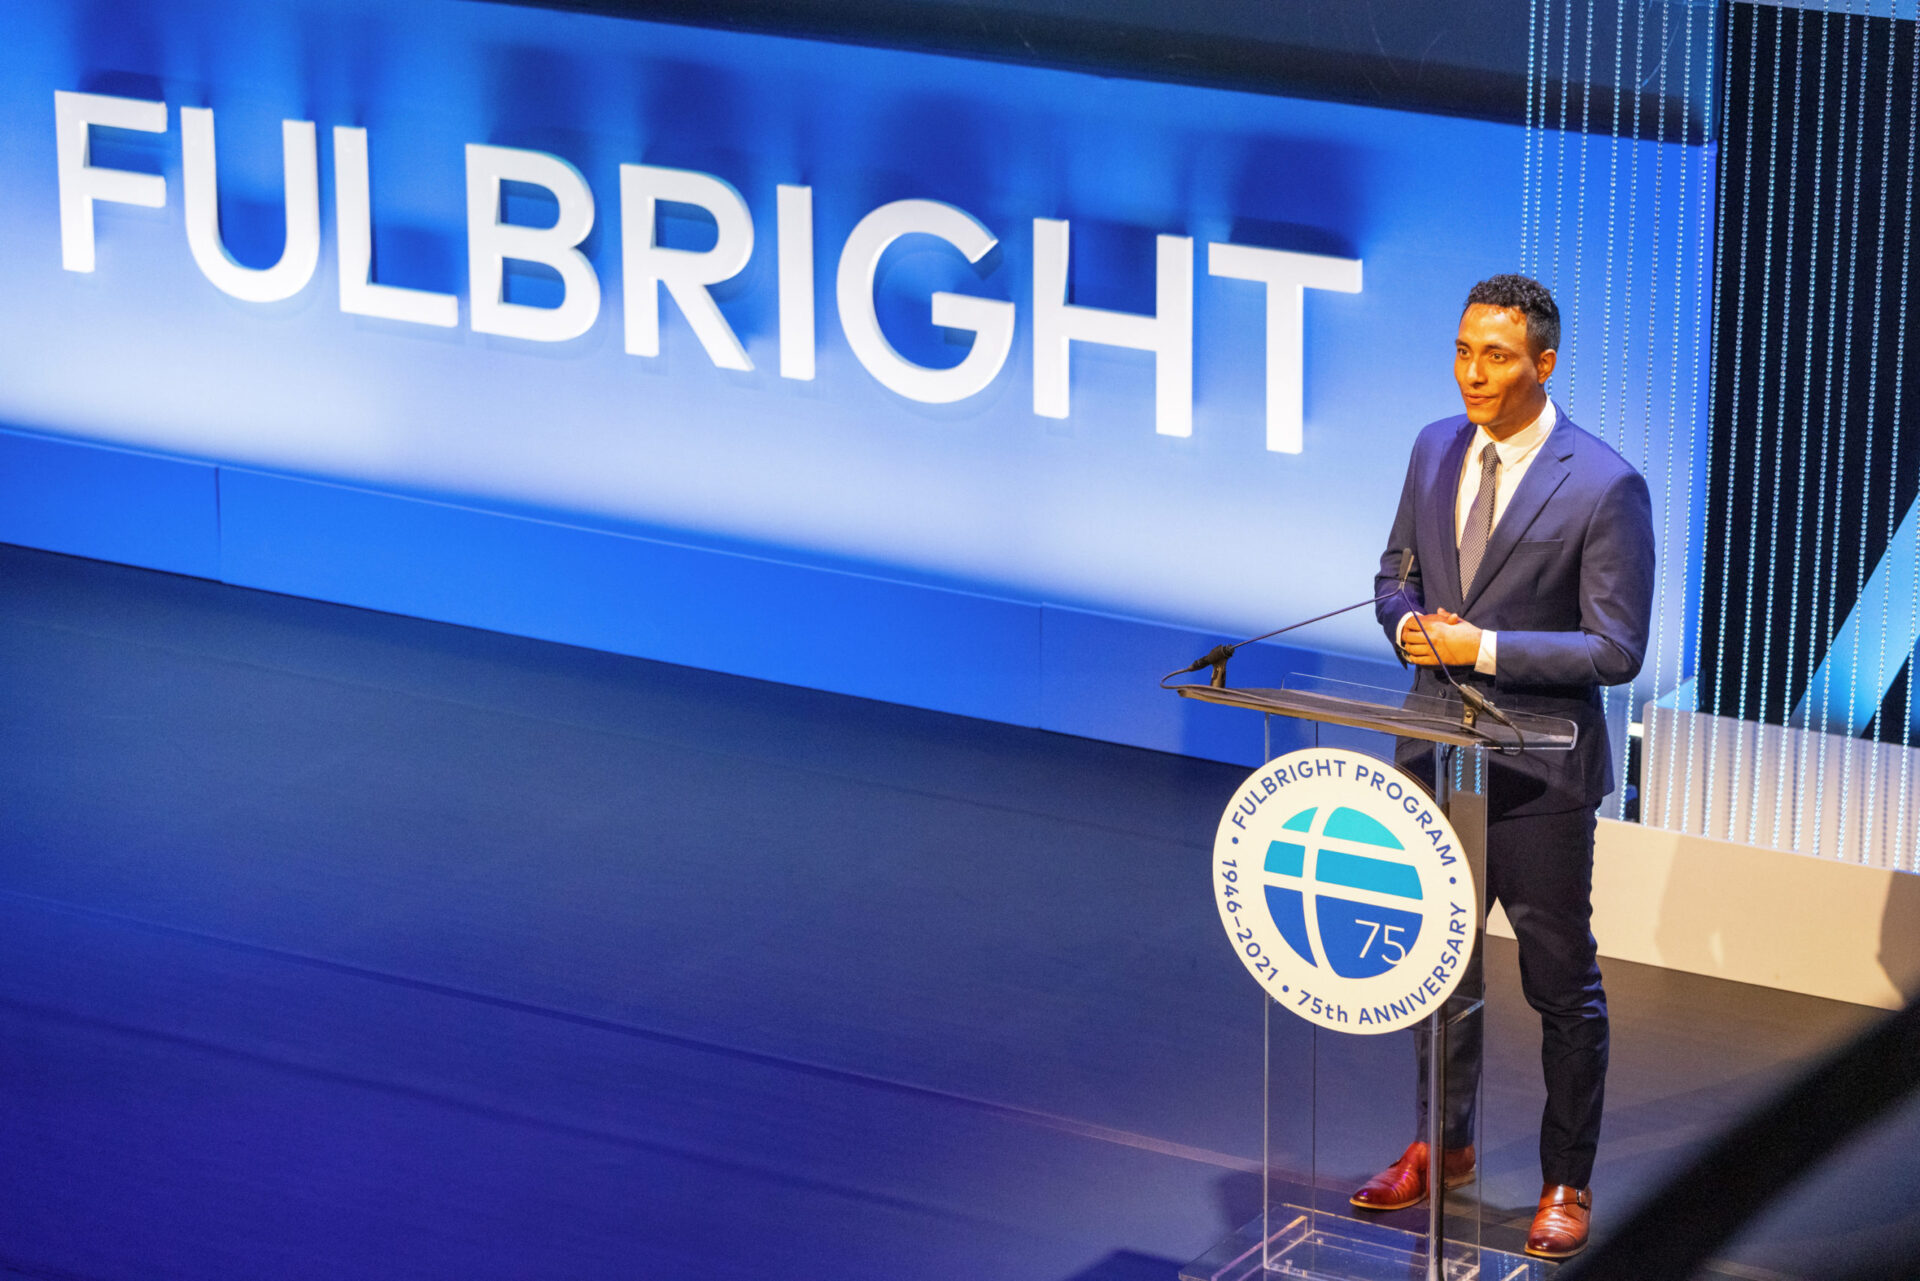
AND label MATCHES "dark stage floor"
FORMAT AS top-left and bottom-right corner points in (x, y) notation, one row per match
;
(1, 544), (1912, 1280)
